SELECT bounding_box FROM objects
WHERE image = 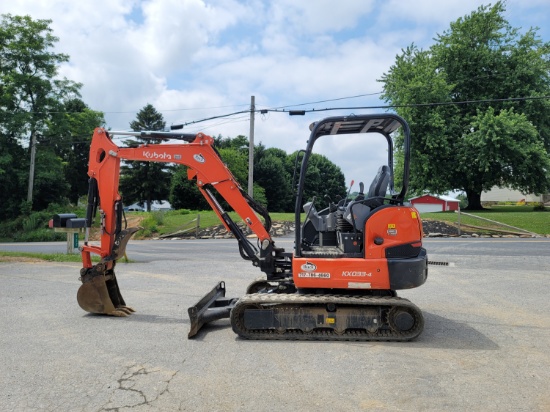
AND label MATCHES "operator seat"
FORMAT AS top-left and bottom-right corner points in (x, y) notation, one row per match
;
(344, 165), (391, 231)
(367, 165), (391, 198)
